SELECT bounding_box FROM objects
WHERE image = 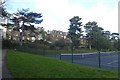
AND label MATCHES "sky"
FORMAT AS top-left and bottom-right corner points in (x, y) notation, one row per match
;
(5, 0), (119, 33)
